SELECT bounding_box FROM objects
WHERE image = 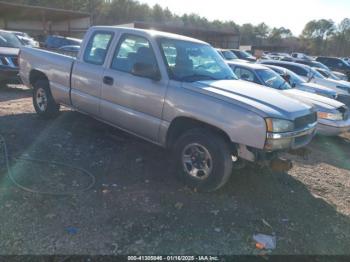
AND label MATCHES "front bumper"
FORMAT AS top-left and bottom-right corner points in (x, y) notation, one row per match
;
(265, 122), (317, 151)
(317, 117), (350, 136)
(0, 67), (20, 84)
